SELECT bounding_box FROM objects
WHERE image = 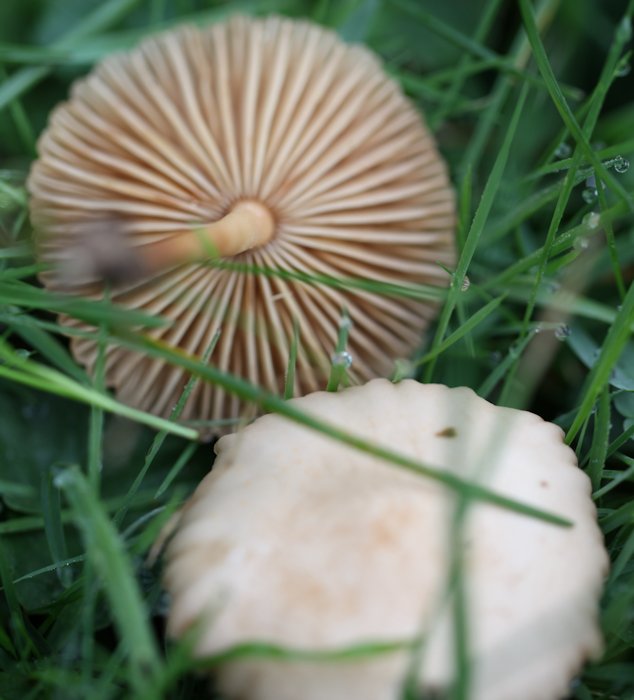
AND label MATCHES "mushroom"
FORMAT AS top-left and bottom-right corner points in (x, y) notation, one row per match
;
(163, 379), (608, 700)
(27, 16), (455, 425)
